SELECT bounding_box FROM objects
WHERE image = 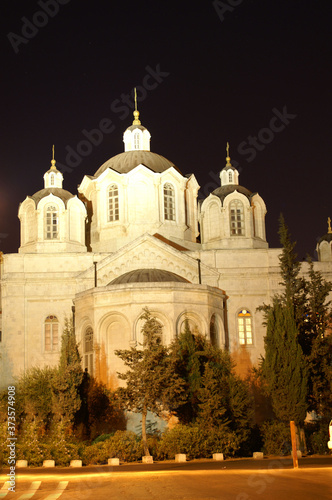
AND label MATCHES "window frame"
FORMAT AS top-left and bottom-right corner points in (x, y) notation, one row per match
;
(230, 199), (245, 236)
(45, 205), (59, 240)
(163, 182), (176, 221)
(237, 309), (253, 346)
(44, 315), (59, 352)
(107, 184), (120, 222)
